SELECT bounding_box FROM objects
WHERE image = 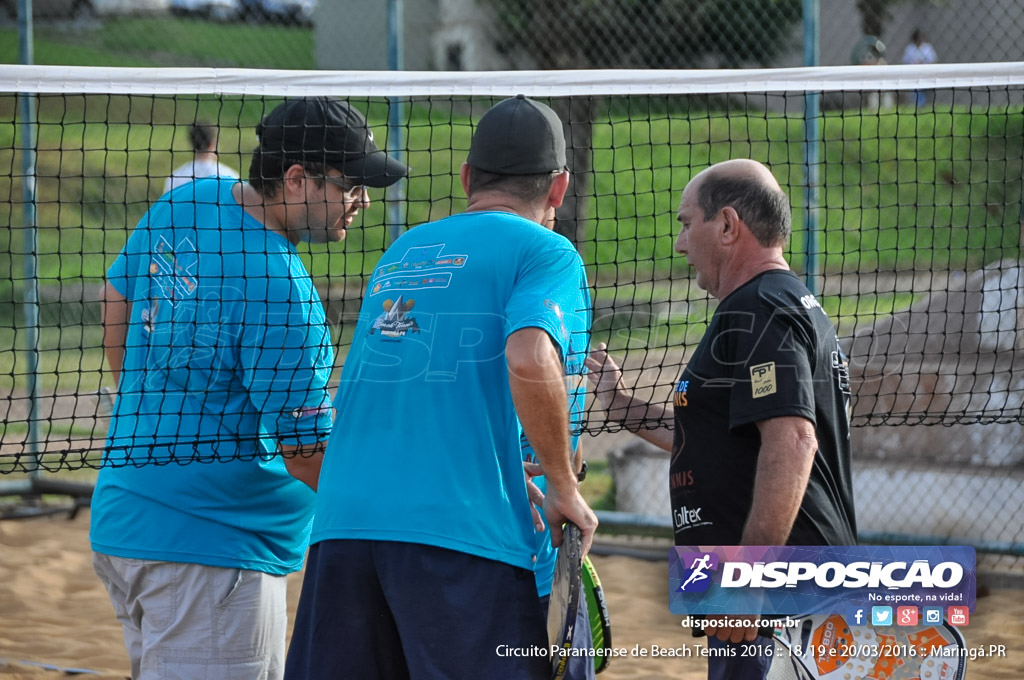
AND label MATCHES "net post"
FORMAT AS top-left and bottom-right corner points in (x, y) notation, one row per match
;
(17, 0), (42, 478)
(386, 0), (407, 246)
(802, 0), (821, 296)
